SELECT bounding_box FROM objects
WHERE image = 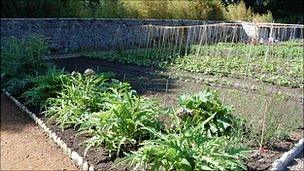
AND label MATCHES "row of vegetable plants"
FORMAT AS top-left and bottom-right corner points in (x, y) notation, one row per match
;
(1, 36), (250, 170)
(88, 40), (303, 88)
